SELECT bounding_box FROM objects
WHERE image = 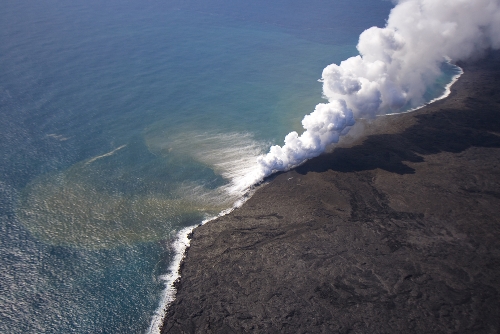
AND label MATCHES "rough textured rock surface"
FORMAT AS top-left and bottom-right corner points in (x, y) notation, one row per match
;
(161, 53), (500, 333)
